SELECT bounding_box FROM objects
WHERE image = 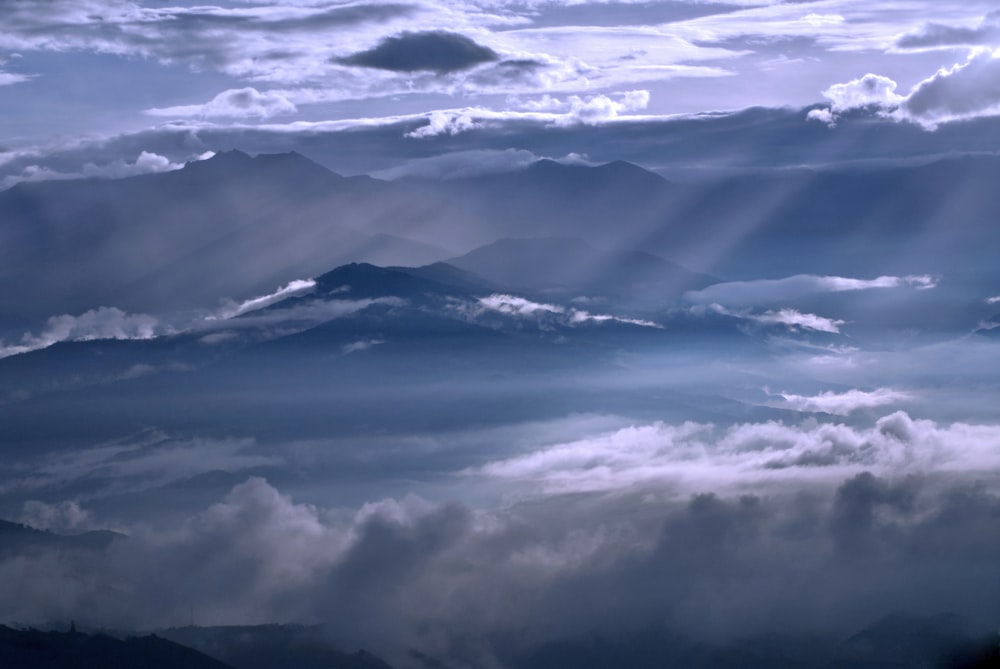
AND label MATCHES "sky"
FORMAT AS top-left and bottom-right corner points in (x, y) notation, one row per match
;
(2, 3), (1000, 667)
(5, 0), (1000, 182)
